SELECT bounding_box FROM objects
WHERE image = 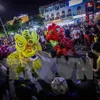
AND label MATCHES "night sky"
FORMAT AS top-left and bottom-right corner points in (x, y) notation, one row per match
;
(0, 0), (58, 21)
